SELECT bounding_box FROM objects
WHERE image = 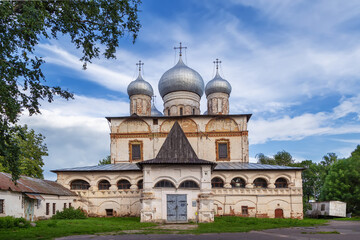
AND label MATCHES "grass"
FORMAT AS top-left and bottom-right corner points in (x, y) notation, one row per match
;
(333, 217), (360, 221)
(0, 216), (329, 240)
